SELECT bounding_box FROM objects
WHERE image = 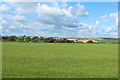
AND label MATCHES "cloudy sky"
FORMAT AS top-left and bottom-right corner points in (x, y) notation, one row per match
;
(0, 2), (118, 38)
